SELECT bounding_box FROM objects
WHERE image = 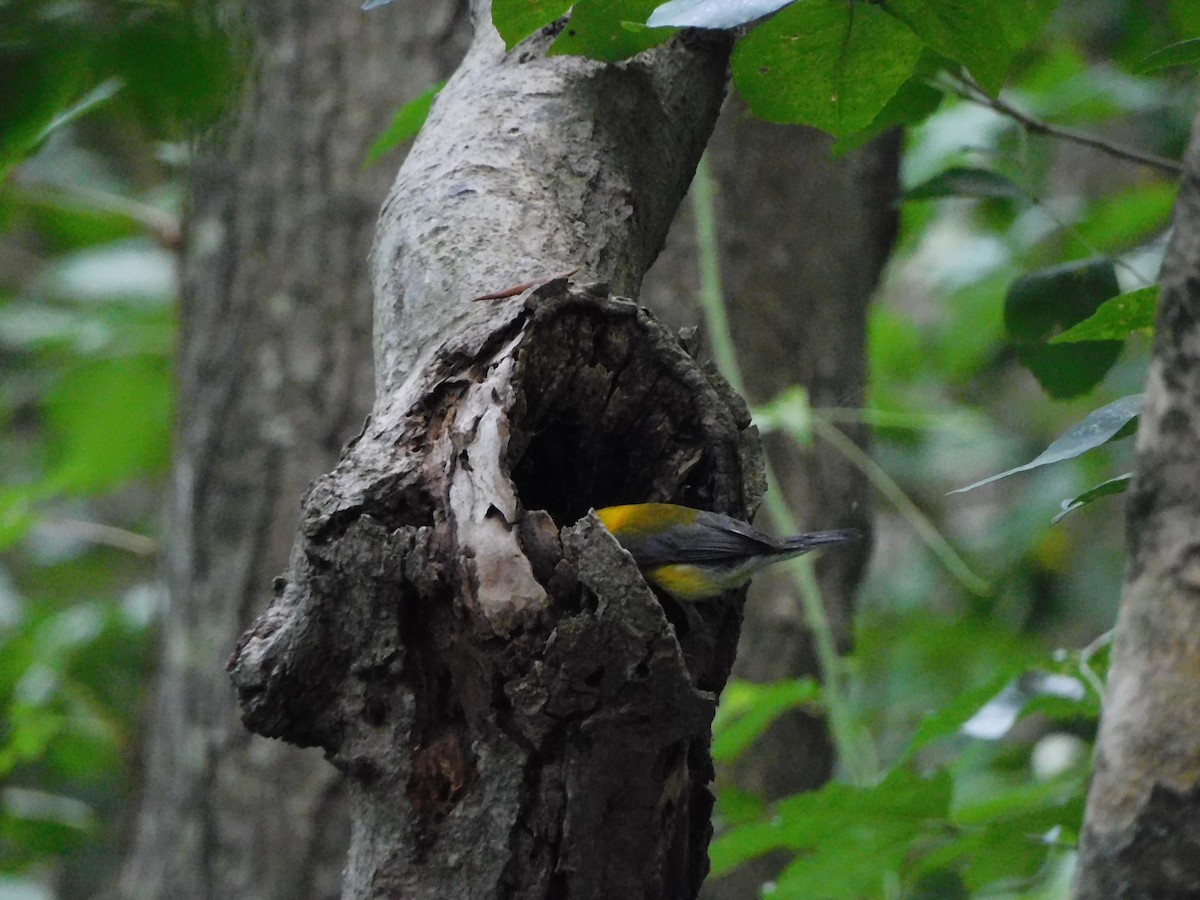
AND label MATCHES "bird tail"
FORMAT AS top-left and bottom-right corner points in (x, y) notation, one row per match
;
(774, 529), (860, 555)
